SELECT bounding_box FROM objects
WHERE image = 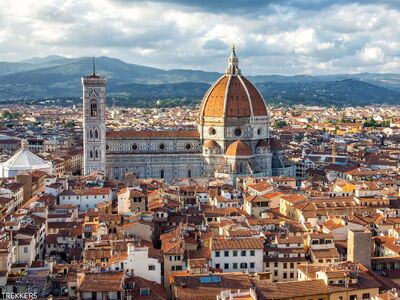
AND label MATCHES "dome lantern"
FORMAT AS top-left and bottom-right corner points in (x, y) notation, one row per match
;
(226, 45), (241, 76)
